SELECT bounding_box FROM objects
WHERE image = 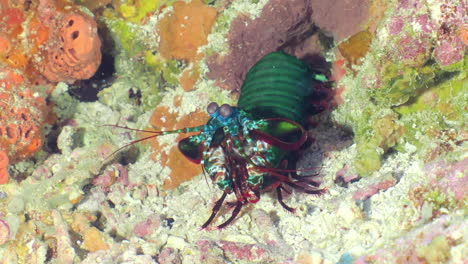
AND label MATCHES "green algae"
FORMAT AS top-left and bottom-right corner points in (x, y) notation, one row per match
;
(416, 235), (451, 264)
(370, 60), (462, 107)
(423, 189), (456, 213)
(144, 51), (184, 86)
(335, 53), (466, 176)
(394, 74), (466, 156)
(100, 18), (167, 112)
(105, 19), (145, 55)
(118, 0), (169, 22)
